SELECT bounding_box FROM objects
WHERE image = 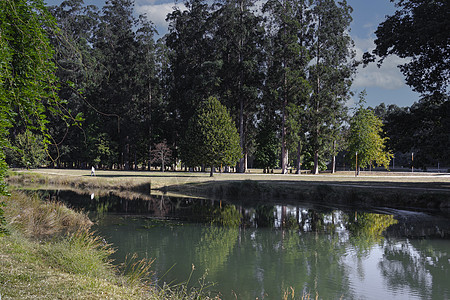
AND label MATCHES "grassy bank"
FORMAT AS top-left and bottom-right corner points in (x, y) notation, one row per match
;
(0, 191), (151, 299)
(8, 169), (450, 210)
(0, 191), (222, 299)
